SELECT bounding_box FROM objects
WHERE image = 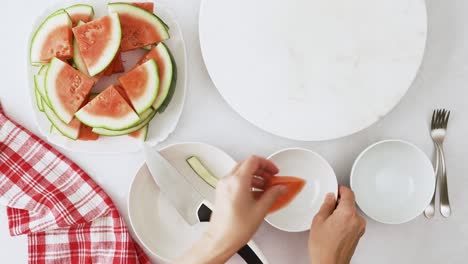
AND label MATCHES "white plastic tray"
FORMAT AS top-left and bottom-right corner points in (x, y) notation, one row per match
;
(27, 0), (187, 153)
